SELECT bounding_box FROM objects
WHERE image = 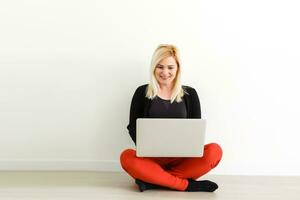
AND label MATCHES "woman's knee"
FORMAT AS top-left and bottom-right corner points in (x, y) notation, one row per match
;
(204, 143), (223, 166)
(120, 149), (136, 169)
